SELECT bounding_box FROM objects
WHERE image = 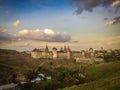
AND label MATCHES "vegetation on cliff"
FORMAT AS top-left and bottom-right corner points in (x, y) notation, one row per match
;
(0, 49), (40, 85)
